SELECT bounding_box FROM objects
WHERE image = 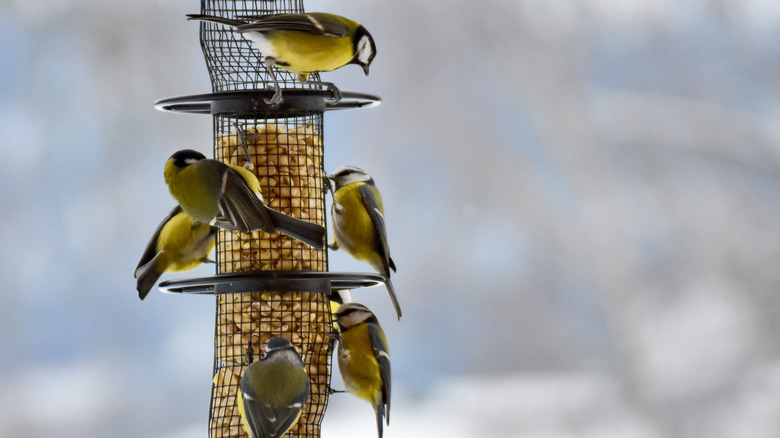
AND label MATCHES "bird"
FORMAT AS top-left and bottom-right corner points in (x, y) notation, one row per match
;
(134, 205), (216, 300)
(186, 12), (377, 105)
(238, 337), (310, 438)
(328, 166), (401, 319)
(164, 149), (326, 248)
(335, 302), (391, 438)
